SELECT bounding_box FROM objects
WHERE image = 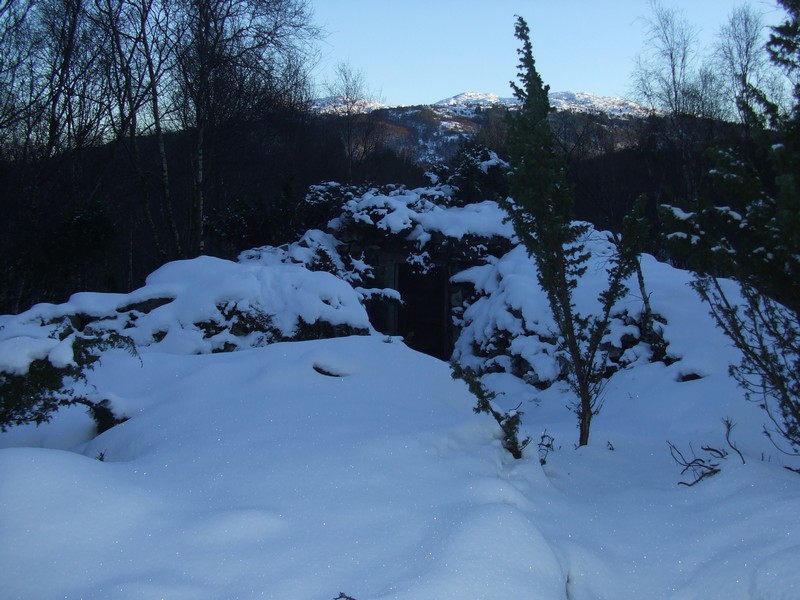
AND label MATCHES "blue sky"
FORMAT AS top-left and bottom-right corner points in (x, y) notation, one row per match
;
(311, 0), (785, 106)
